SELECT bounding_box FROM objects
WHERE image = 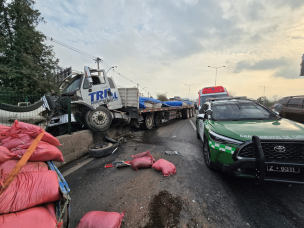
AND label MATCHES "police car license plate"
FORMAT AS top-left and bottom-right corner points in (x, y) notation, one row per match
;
(267, 165), (300, 173)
